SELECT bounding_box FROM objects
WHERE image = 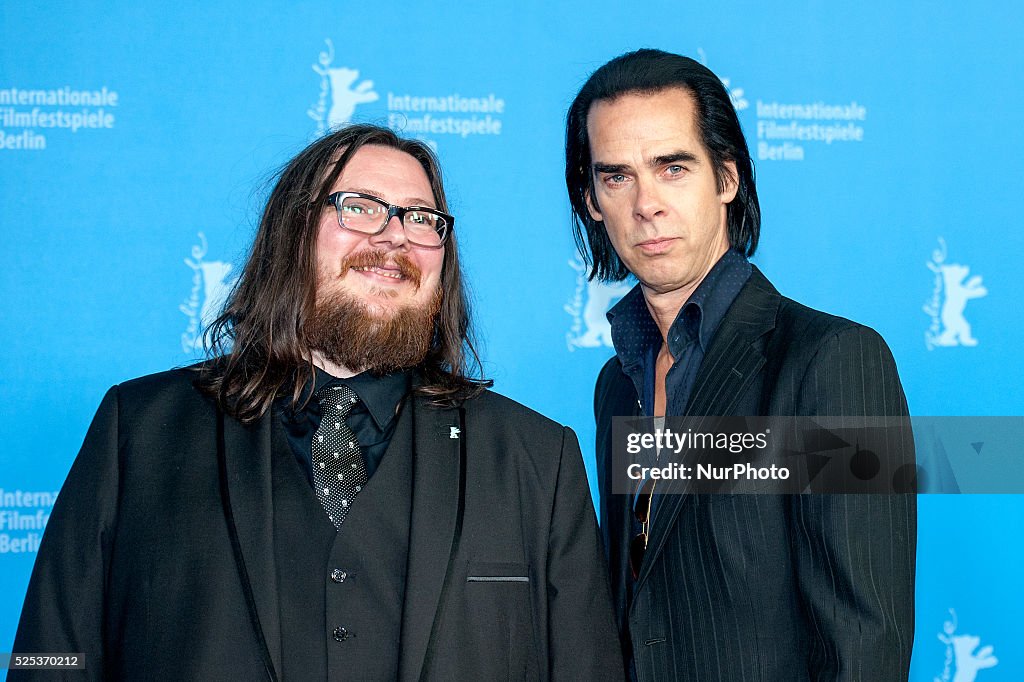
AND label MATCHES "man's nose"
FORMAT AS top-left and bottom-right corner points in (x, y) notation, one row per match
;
(633, 179), (667, 222)
(368, 213), (409, 250)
